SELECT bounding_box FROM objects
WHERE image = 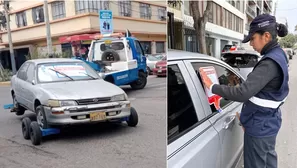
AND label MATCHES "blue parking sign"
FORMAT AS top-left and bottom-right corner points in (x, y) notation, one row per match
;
(99, 10), (113, 35)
